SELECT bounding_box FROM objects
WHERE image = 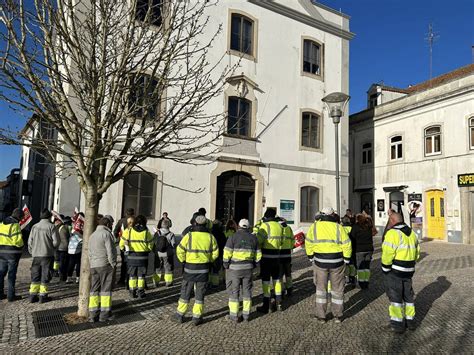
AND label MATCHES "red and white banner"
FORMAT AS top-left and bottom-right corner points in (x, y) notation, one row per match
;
(73, 213), (85, 234)
(52, 210), (63, 222)
(19, 205), (32, 230)
(293, 228), (305, 252)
